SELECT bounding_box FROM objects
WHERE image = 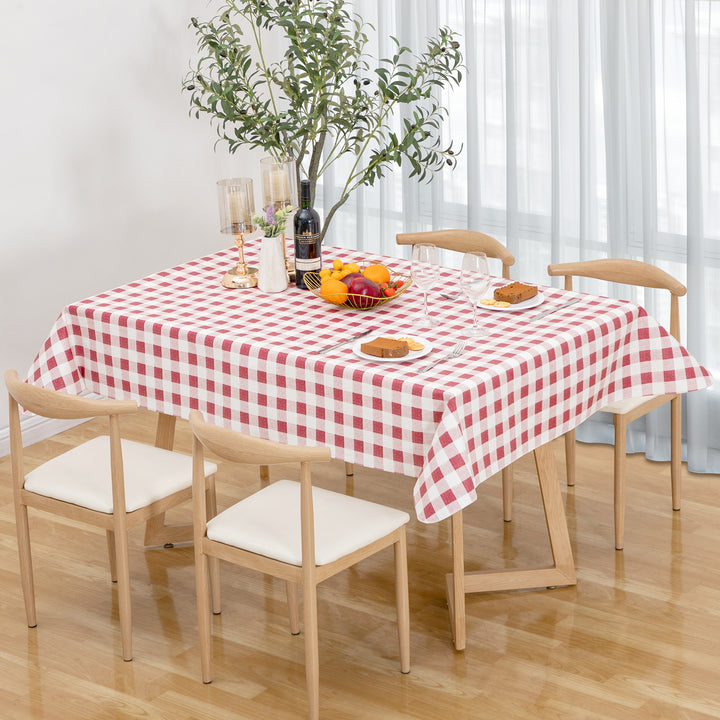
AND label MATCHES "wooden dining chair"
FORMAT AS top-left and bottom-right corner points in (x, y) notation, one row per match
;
(396, 228), (518, 521)
(5, 370), (217, 661)
(546, 259), (687, 549)
(396, 228), (516, 280)
(189, 411), (410, 720)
